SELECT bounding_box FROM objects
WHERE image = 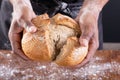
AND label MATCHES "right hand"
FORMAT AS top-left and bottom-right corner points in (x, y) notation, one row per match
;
(8, 2), (37, 60)
(75, 4), (100, 68)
